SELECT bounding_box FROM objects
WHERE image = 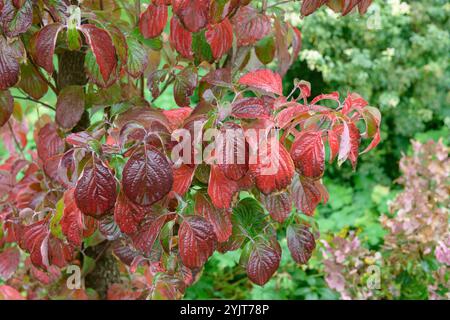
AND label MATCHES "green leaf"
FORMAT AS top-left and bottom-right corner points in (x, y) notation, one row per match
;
(126, 37), (148, 78)
(255, 36), (276, 65)
(192, 30), (214, 64)
(50, 198), (64, 239)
